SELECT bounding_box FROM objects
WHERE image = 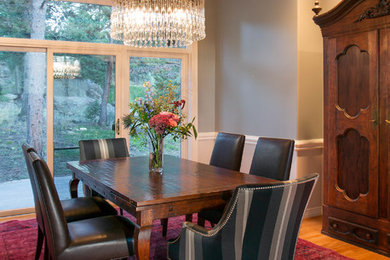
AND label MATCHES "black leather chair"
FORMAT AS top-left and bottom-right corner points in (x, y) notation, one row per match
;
(249, 137), (295, 179)
(79, 138), (129, 197)
(162, 132), (246, 236)
(168, 174), (318, 260)
(197, 137), (295, 226)
(209, 132), (246, 170)
(28, 150), (135, 260)
(22, 144), (119, 260)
